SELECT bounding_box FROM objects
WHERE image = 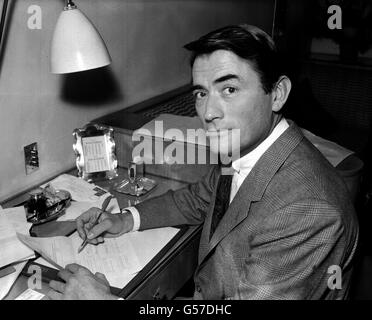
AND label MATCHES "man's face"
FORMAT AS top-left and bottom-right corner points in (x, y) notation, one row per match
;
(192, 50), (275, 157)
